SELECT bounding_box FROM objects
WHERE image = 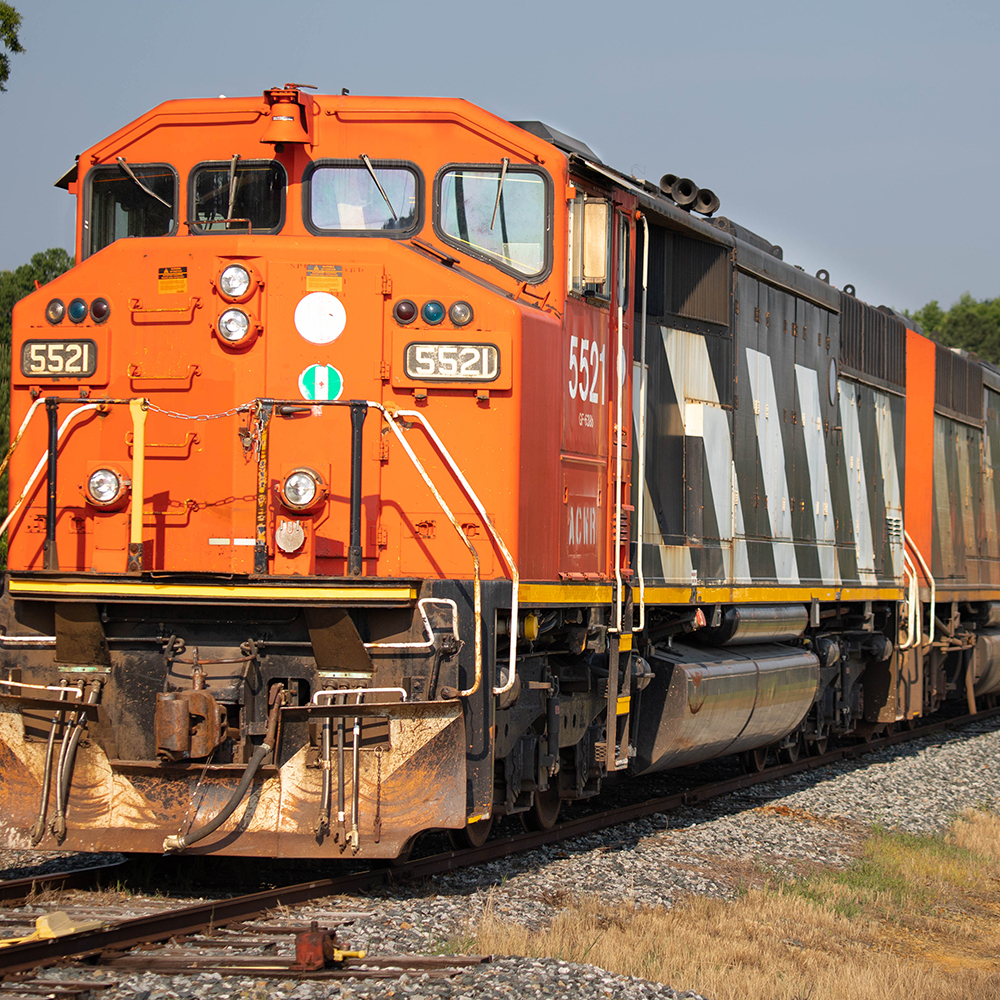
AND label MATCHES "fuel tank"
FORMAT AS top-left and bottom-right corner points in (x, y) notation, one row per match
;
(631, 641), (819, 774)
